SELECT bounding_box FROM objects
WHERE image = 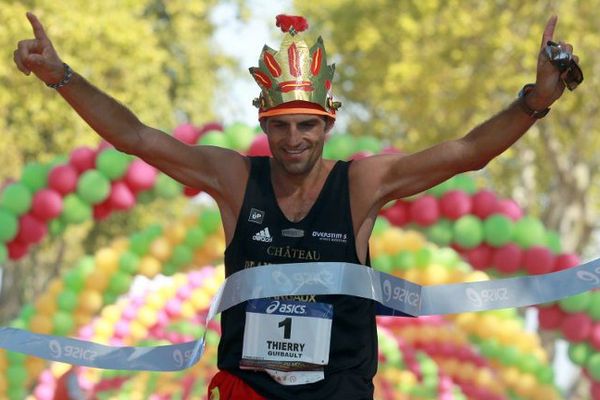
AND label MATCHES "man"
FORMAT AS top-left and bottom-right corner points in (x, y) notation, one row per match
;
(14, 11), (578, 400)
